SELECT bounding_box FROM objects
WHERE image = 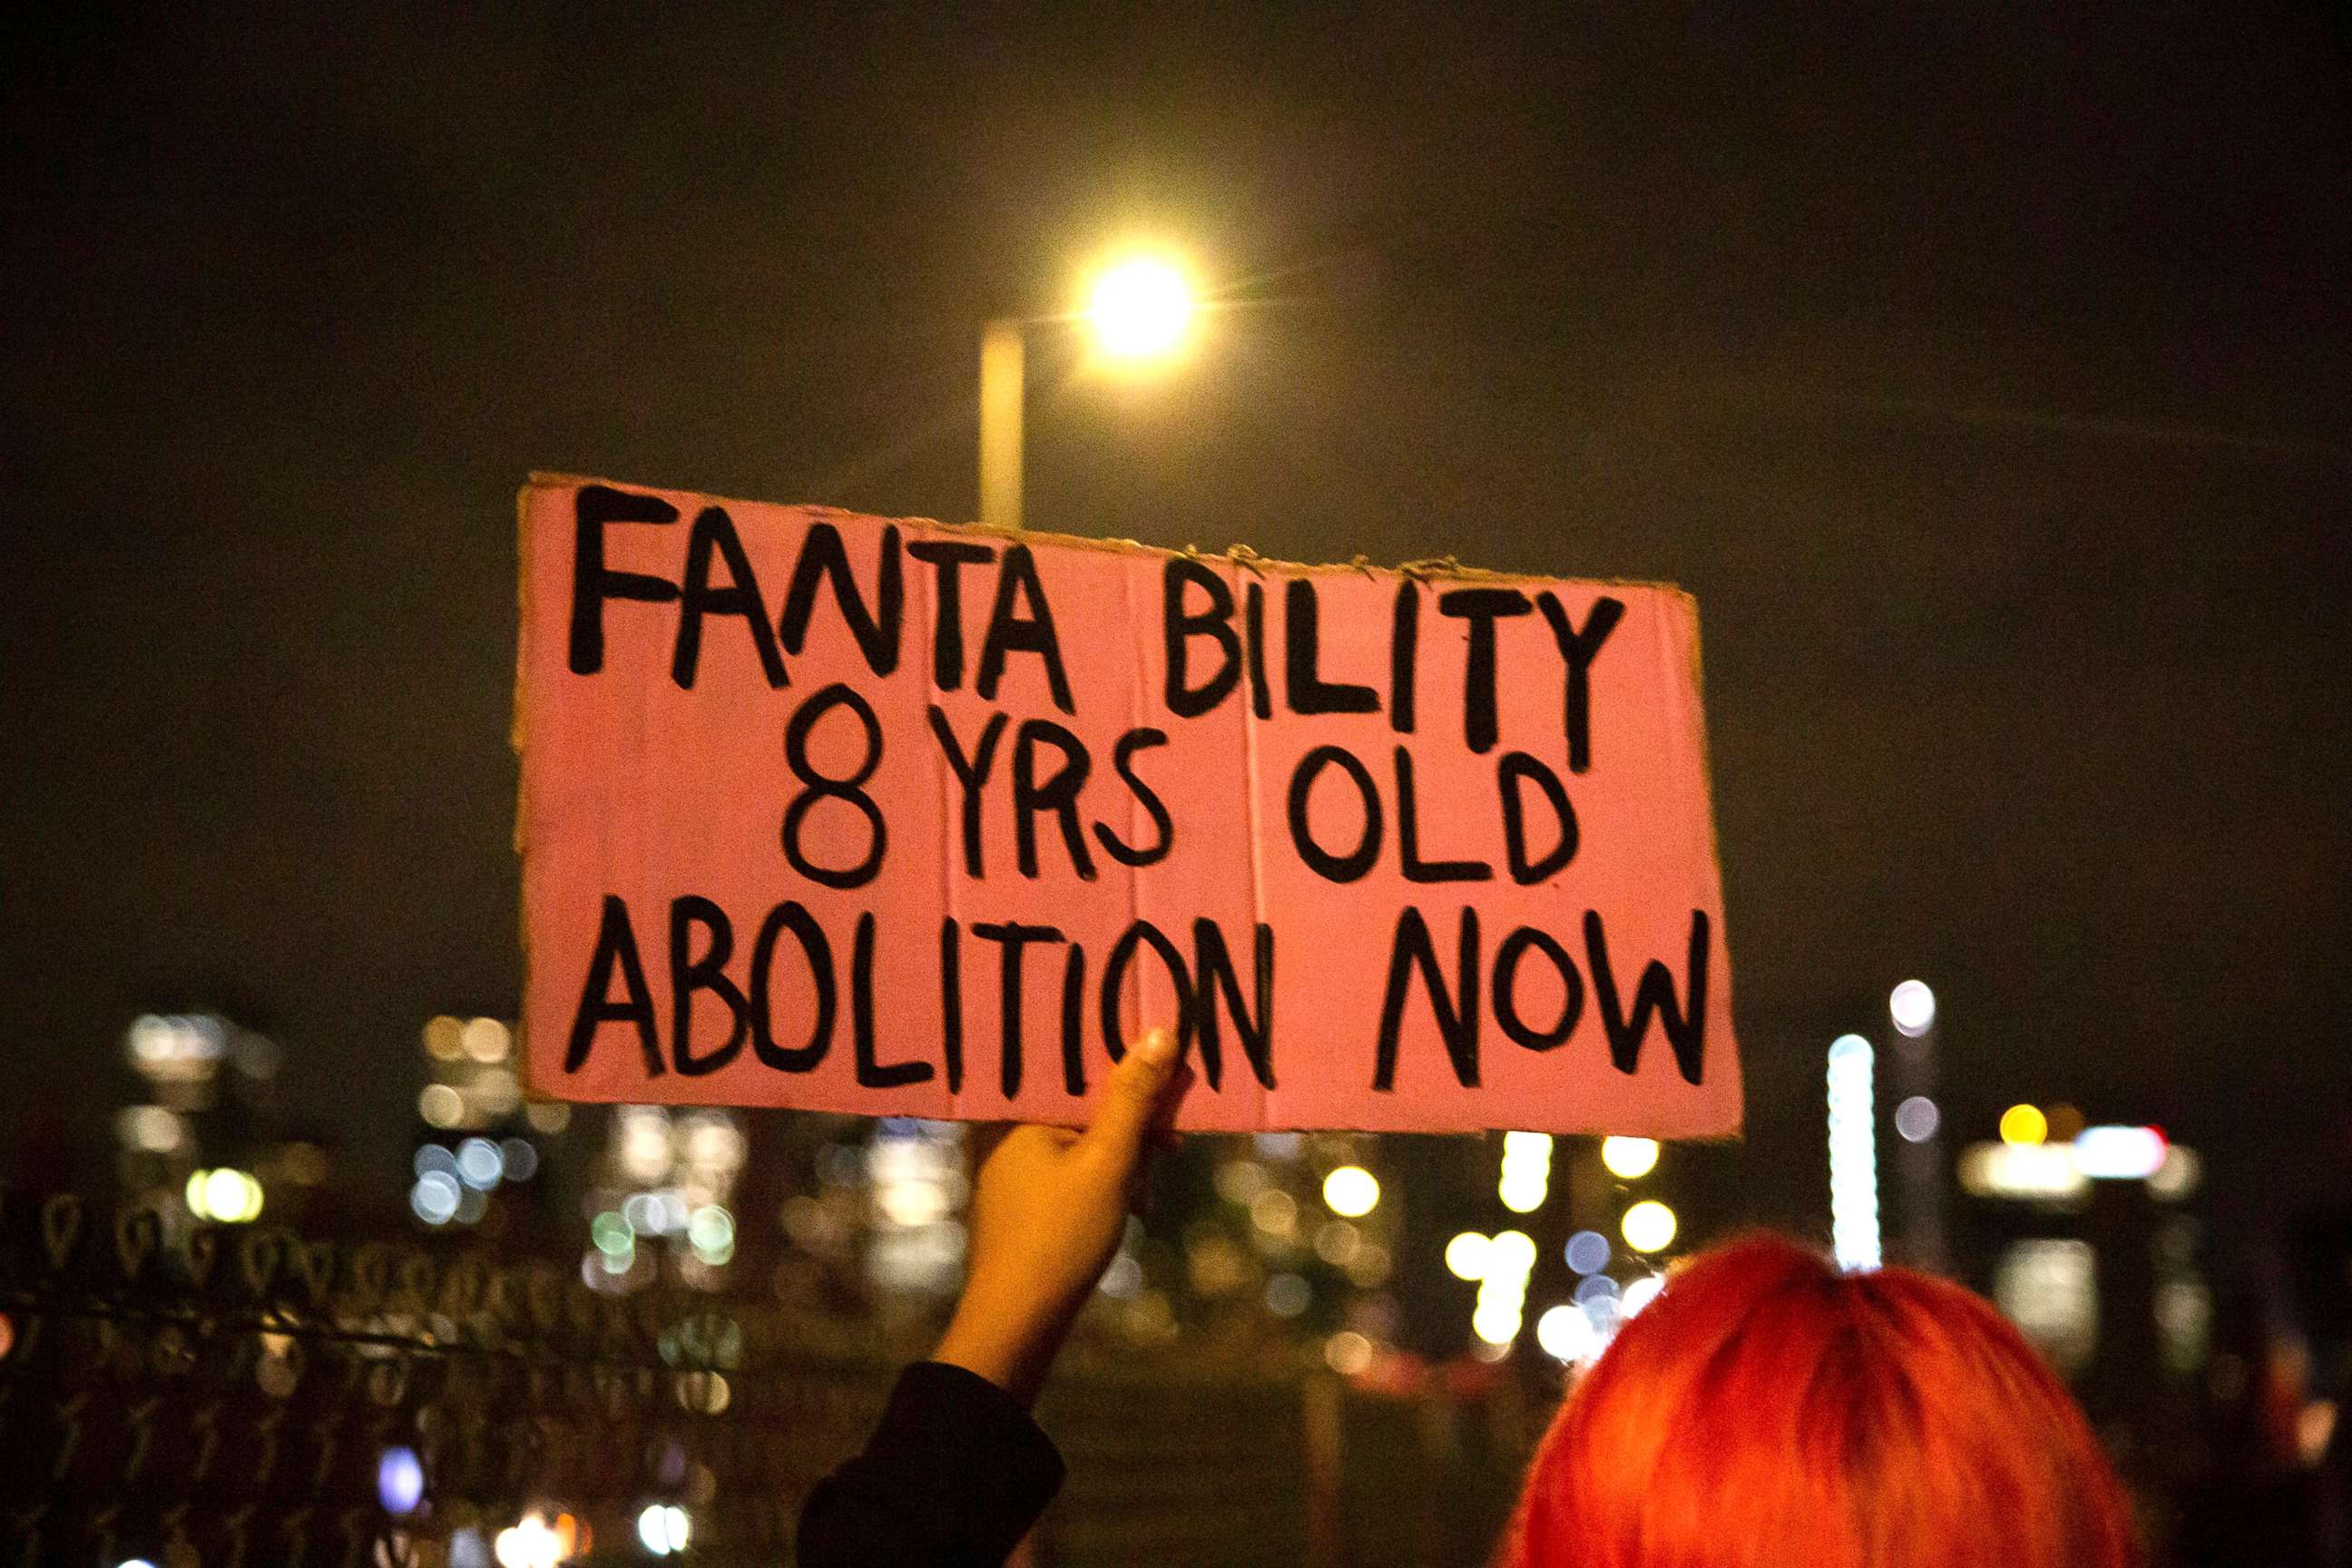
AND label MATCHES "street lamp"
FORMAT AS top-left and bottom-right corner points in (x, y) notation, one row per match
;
(977, 250), (1200, 533)
(1086, 256), (1195, 359)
